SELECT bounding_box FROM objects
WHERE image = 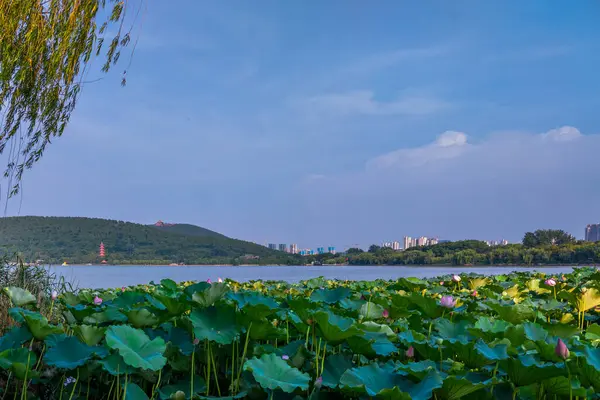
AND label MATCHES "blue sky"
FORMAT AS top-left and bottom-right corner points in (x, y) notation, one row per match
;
(6, 1), (600, 249)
